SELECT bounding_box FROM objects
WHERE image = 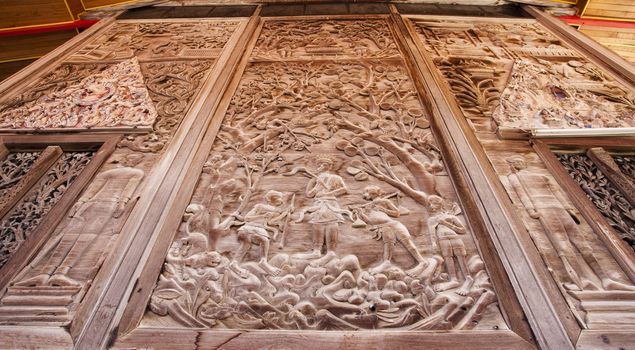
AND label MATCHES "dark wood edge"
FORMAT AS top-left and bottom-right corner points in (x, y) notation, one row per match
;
(540, 137), (635, 150)
(116, 13), (266, 338)
(532, 140), (635, 283)
(399, 12), (579, 349)
(524, 5), (635, 89)
(388, 8), (535, 345)
(0, 136), (120, 294)
(0, 143), (8, 160)
(115, 328), (535, 350)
